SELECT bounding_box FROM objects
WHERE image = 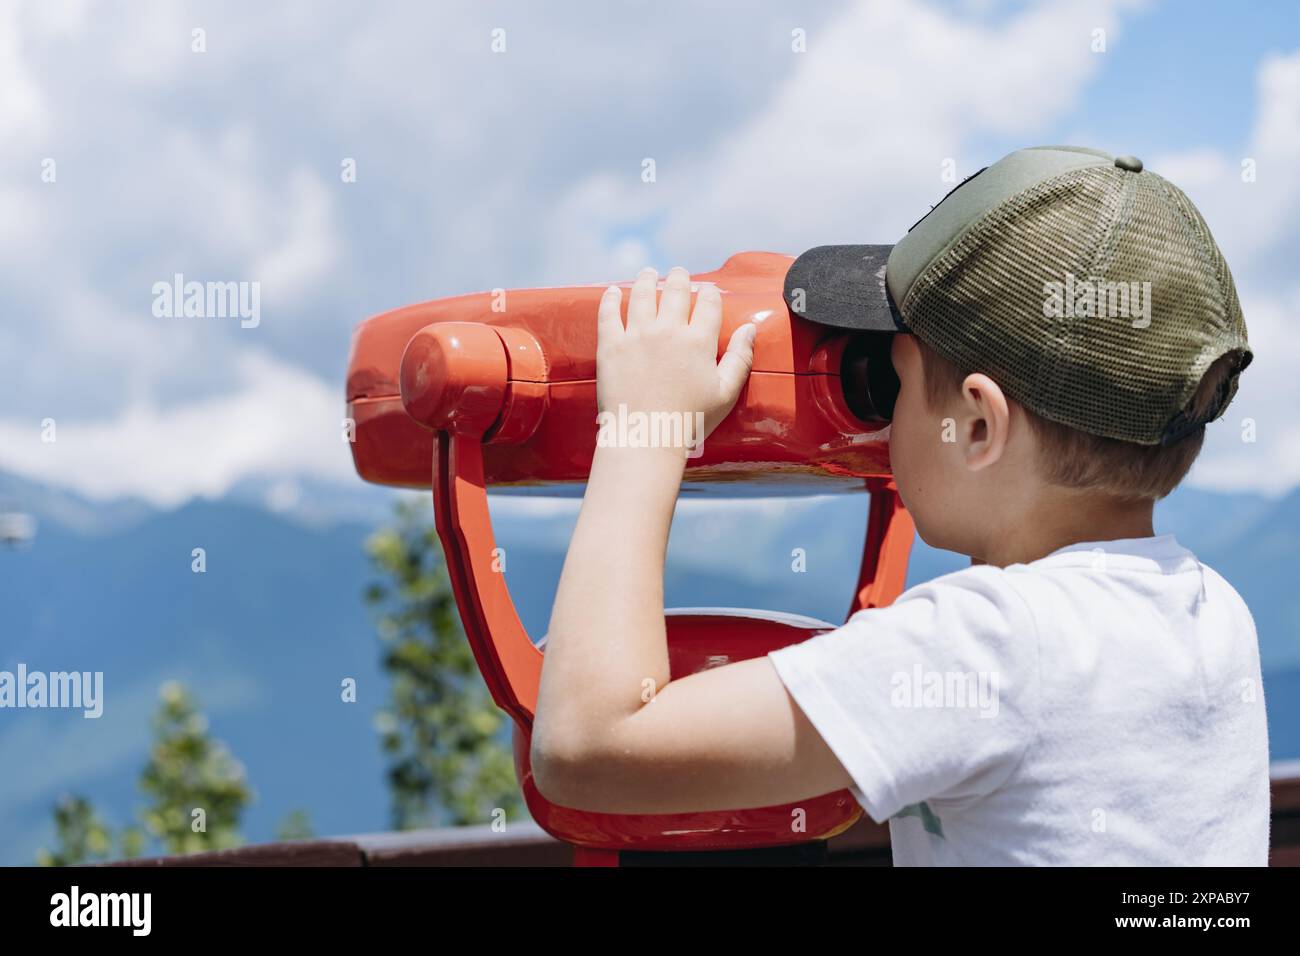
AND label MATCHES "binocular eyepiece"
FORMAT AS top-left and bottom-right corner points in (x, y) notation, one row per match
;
(839, 332), (900, 424)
